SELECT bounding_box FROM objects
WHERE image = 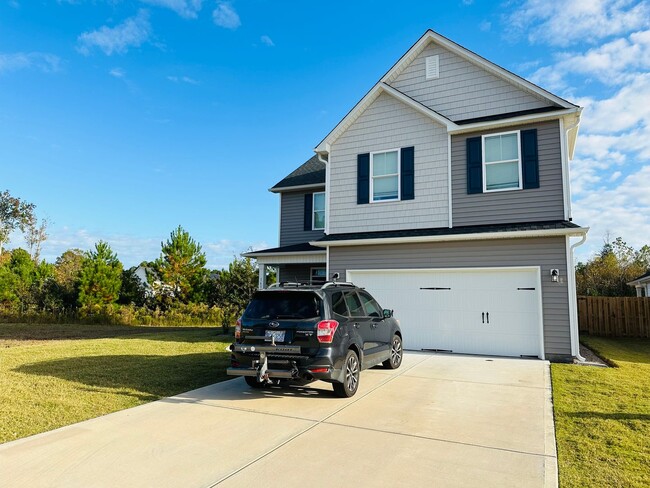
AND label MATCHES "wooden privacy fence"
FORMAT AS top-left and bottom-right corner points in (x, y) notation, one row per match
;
(578, 296), (650, 338)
